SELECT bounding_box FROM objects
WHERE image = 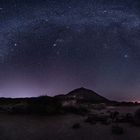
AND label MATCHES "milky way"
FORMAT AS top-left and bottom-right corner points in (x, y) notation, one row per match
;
(0, 0), (140, 101)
